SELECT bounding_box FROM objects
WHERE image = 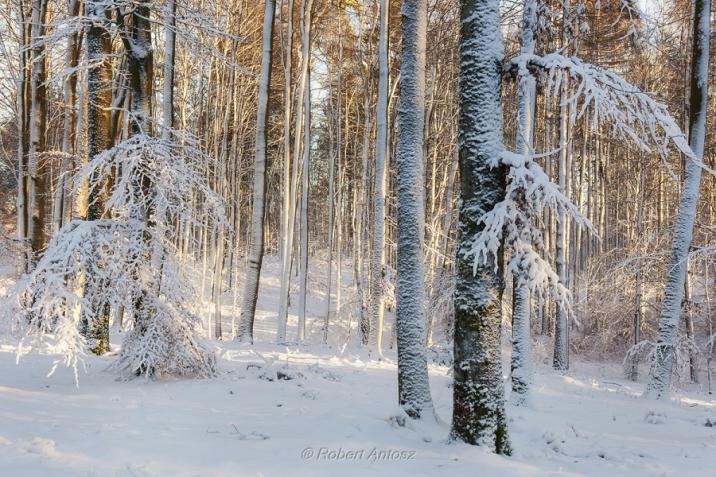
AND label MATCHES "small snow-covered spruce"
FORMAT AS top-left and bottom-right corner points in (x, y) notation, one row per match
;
(9, 131), (227, 380)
